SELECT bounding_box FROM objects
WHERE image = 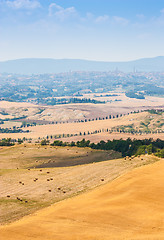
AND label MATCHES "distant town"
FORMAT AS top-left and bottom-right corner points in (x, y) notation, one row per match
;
(0, 71), (163, 104)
